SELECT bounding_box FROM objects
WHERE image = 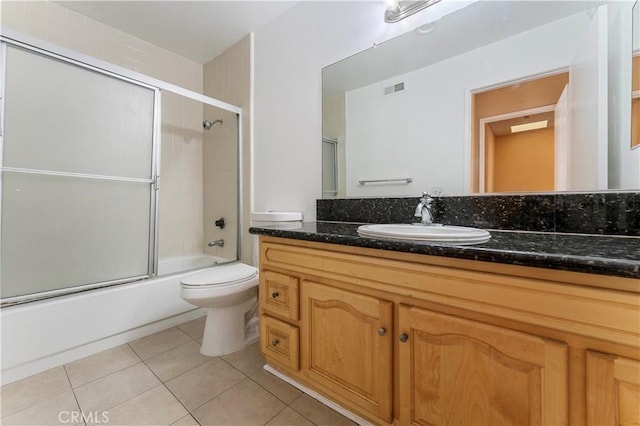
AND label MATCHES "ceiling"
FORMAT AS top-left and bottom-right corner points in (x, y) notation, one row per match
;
(488, 111), (556, 137)
(55, 1), (298, 64)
